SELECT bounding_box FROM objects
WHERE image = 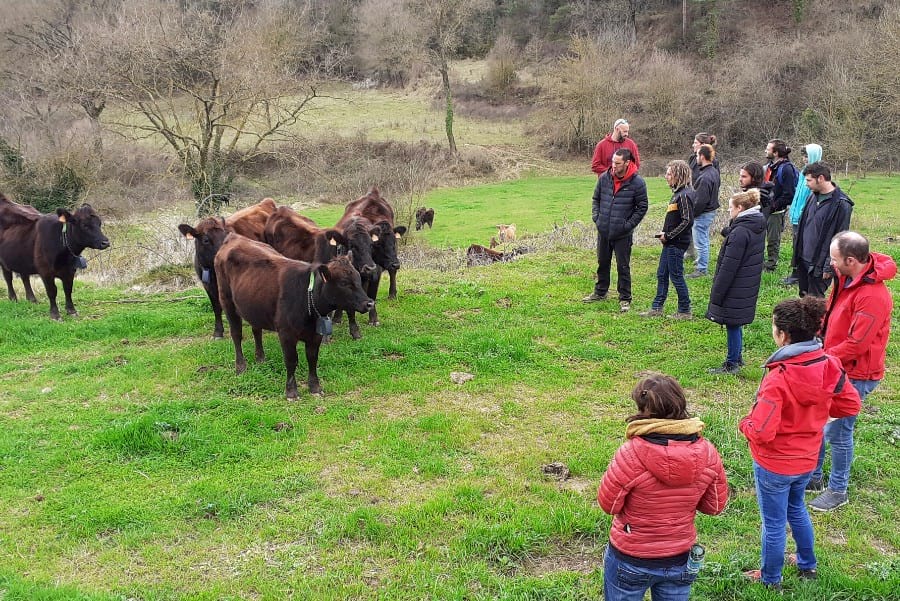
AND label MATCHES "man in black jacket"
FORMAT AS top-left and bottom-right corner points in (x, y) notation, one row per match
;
(793, 162), (853, 297)
(686, 144), (721, 278)
(763, 139), (800, 271)
(583, 149), (649, 312)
